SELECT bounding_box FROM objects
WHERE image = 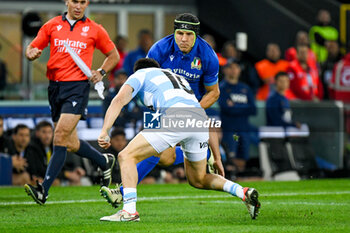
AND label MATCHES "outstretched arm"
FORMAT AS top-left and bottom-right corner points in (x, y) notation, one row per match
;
(98, 84), (133, 149)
